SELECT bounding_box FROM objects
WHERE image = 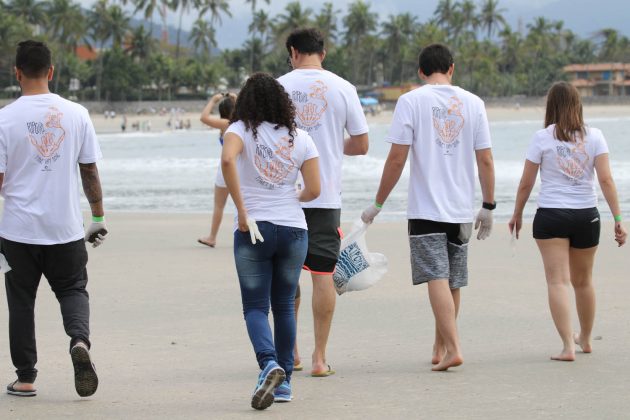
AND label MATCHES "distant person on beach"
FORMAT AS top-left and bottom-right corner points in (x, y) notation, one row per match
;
(278, 28), (369, 377)
(197, 92), (236, 248)
(362, 43), (495, 371)
(0, 40), (106, 397)
(221, 73), (320, 409)
(509, 81), (627, 361)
